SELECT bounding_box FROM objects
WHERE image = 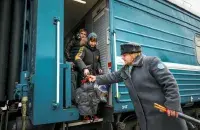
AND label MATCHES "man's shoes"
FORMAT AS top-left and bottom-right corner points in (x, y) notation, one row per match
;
(82, 115), (100, 122)
(83, 116), (91, 122)
(92, 115), (99, 121)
